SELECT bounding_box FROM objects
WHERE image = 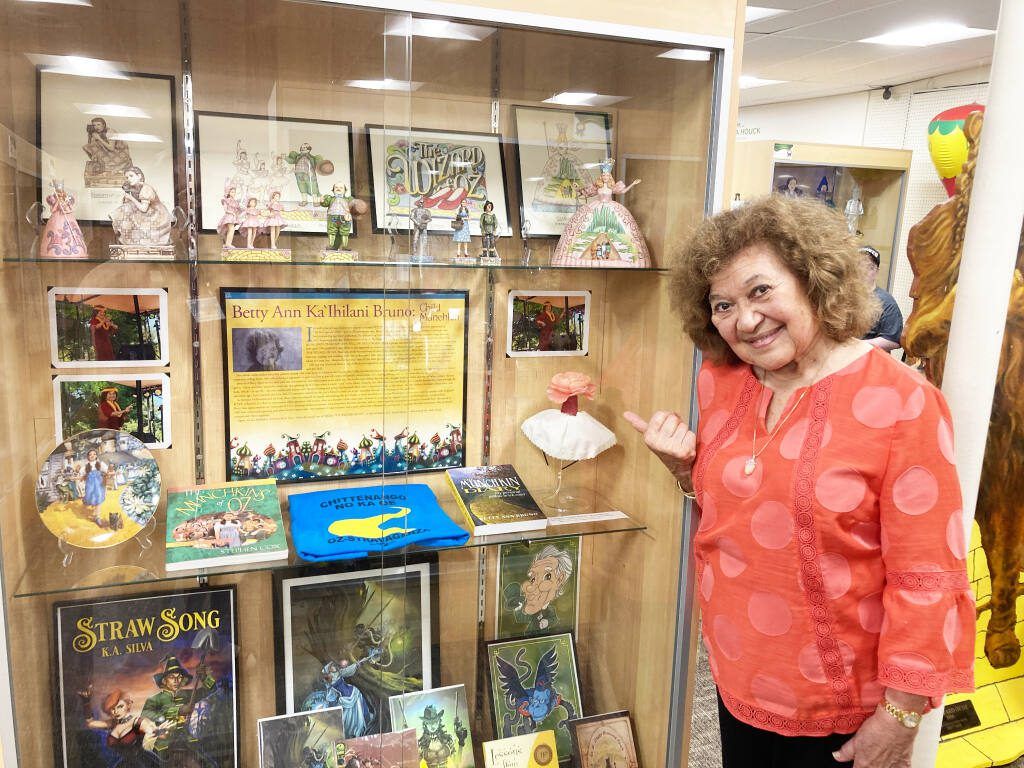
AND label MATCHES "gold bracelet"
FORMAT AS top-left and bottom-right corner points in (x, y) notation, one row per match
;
(676, 479), (696, 499)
